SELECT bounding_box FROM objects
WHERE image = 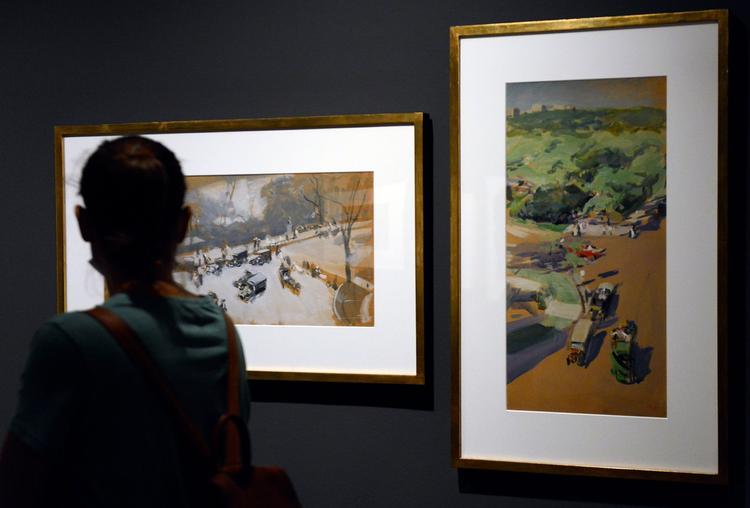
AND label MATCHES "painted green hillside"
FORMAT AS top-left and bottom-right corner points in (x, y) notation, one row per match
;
(506, 107), (666, 224)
